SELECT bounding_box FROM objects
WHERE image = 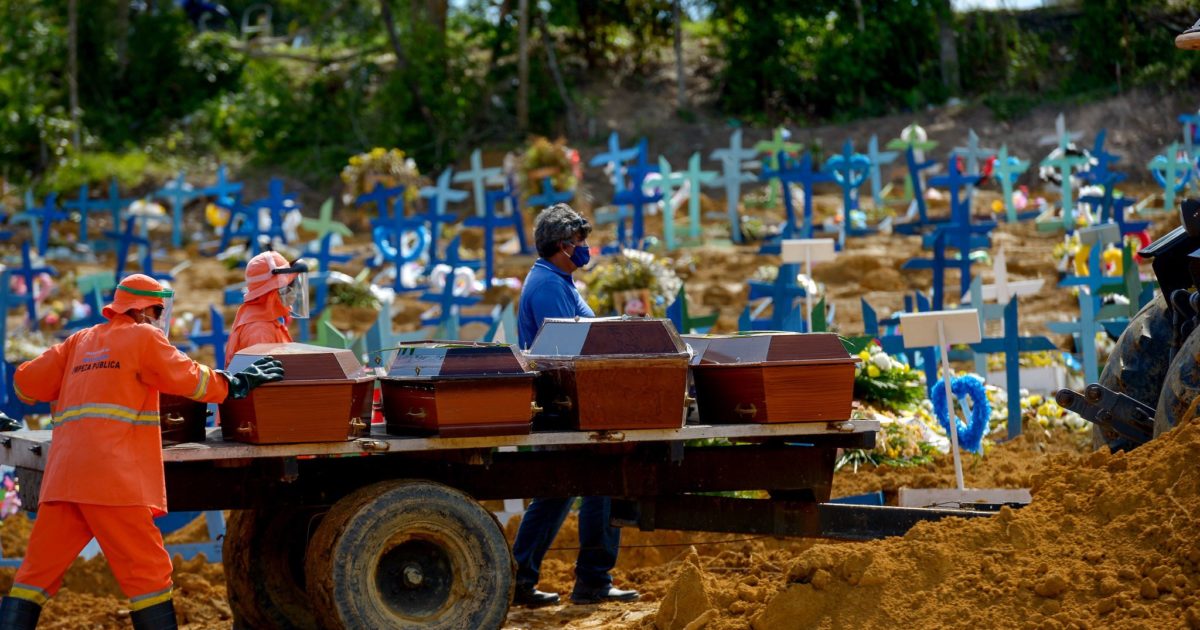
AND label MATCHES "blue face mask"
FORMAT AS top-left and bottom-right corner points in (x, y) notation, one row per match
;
(568, 242), (591, 268)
